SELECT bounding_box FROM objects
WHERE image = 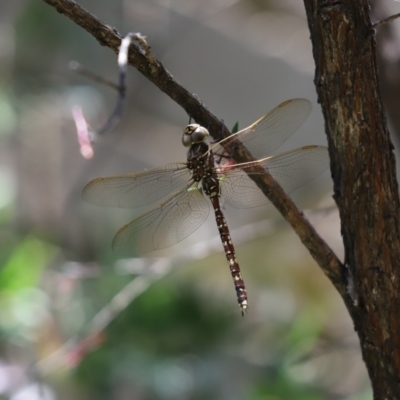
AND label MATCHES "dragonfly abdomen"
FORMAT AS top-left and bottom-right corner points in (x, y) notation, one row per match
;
(208, 193), (248, 315)
(197, 157), (248, 314)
